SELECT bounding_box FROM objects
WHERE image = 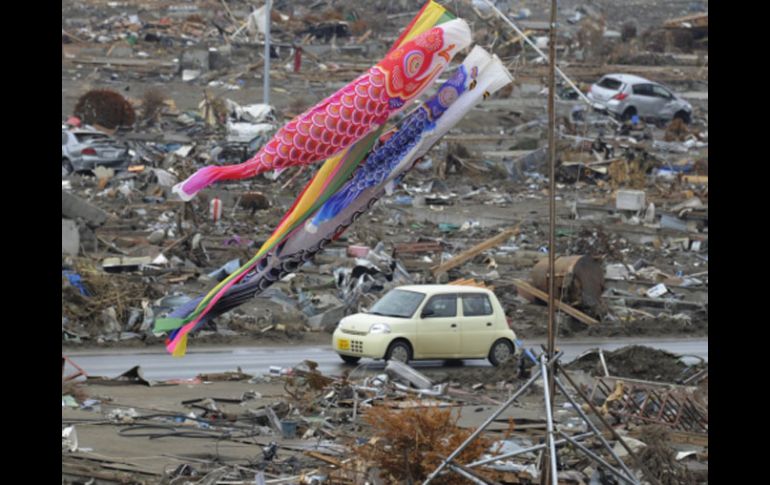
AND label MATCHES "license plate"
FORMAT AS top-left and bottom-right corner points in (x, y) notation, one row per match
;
(337, 339), (350, 351)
